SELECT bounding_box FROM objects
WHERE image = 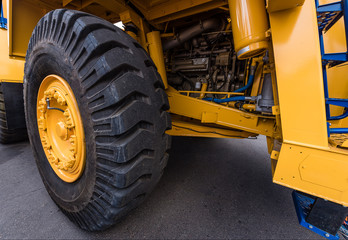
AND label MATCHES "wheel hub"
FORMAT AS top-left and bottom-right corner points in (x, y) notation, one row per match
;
(37, 75), (86, 183)
(56, 121), (67, 140)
